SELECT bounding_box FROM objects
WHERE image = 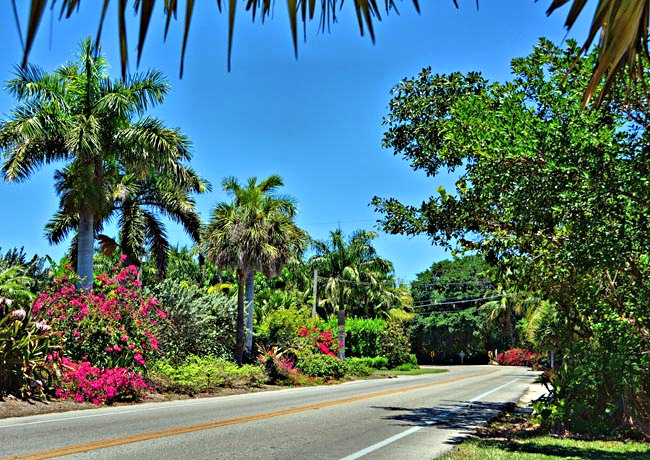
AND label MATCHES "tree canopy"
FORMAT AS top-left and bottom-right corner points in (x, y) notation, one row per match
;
(374, 38), (650, 434)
